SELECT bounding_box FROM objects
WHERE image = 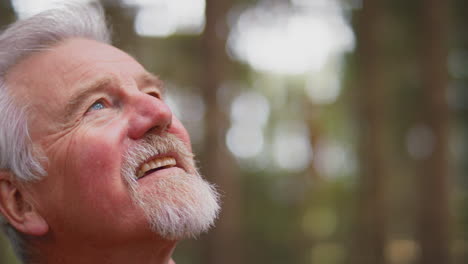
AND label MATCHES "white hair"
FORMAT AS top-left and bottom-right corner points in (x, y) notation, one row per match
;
(0, 2), (110, 262)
